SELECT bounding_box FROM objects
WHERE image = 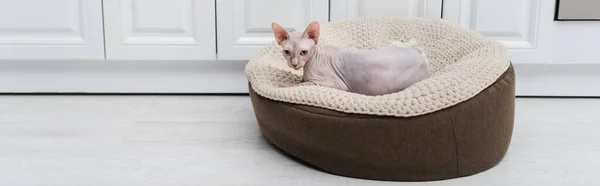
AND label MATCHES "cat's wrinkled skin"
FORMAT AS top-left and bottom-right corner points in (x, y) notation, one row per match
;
(271, 21), (430, 96)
